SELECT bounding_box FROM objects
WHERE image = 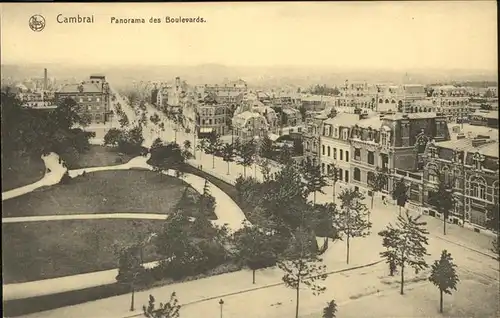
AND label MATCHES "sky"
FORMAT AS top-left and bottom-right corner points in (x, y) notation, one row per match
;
(0, 2), (497, 71)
